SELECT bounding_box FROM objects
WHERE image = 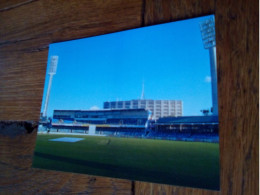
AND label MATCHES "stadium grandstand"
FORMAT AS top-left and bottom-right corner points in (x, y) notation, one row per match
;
(52, 108), (151, 125)
(39, 108), (219, 143)
(147, 116), (219, 142)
